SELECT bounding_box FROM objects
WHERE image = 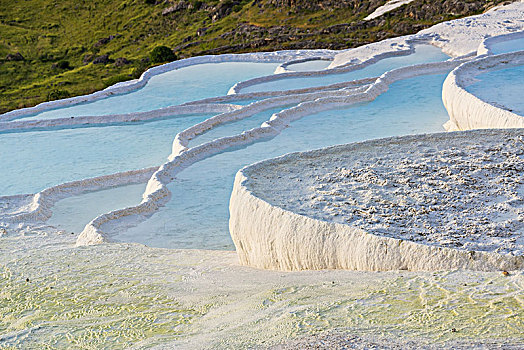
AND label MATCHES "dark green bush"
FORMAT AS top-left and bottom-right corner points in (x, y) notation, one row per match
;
(145, 0), (156, 4)
(38, 53), (53, 62)
(47, 89), (71, 101)
(191, 0), (203, 10)
(149, 46), (176, 64)
(132, 59), (150, 79)
(55, 60), (71, 69)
